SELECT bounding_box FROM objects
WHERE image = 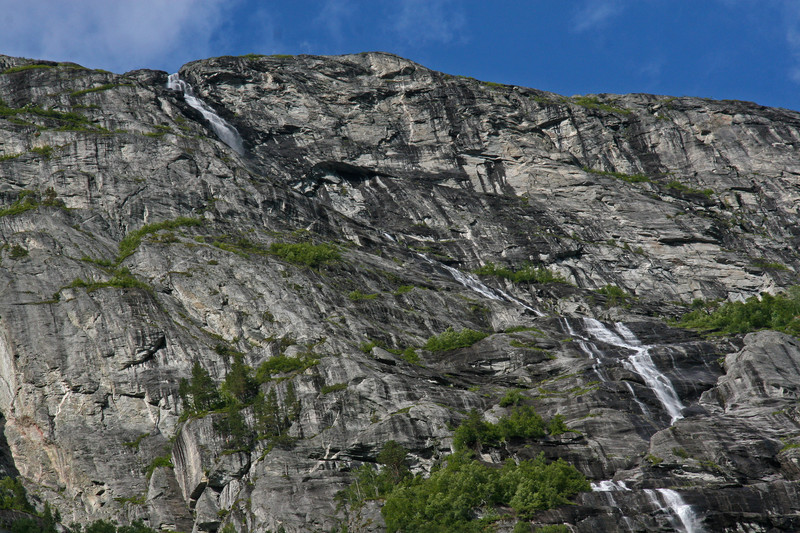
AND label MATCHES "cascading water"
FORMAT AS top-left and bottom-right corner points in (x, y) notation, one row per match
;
(583, 318), (685, 424)
(591, 481), (635, 531)
(645, 488), (702, 533)
(561, 317), (610, 381)
(417, 254), (542, 315)
(167, 73), (245, 154)
(592, 482), (702, 532)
